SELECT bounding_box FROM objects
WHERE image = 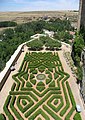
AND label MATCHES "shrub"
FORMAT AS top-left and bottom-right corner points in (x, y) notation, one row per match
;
(46, 79), (52, 84)
(45, 70), (50, 74)
(30, 79), (36, 85)
(3, 95), (14, 120)
(18, 60), (25, 72)
(11, 83), (16, 91)
(26, 82), (32, 87)
(37, 82), (45, 86)
(48, 68), (53, 72)
(22, 99), (27, 106)
(54, 73), (59, 79)
(32, 69), (37, 74)
(30, 68), (35, 73)
(43, 105), (61, 120)
(73, 113), (82, 120)
(0, 114), (6, 120)
(54, 99), (58, 105)
(36, 86), (45, 92)
(10, 96), (24, 120)
(49, 81), (55, 87)
(30, 74), (35, 79)
(38, 66), (45, 73)
(48, 73), (52, 79)
(23, 73), (29, 80)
